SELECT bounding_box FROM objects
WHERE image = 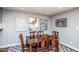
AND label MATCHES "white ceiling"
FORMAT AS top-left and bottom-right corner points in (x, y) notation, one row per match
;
(2, 7), (76, 16)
